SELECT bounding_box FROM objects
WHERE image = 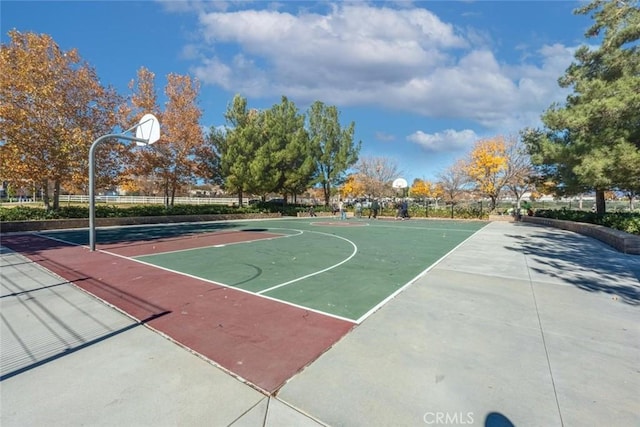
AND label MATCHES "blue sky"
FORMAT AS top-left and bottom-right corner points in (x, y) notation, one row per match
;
(2, 1), (592, 183)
